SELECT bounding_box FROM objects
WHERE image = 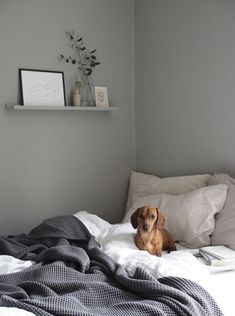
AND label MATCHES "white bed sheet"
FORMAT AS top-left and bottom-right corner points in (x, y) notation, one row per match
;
(0, 308), (36, 316)
(75, 211), (235, 316)
(0, 255), (34, 276)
